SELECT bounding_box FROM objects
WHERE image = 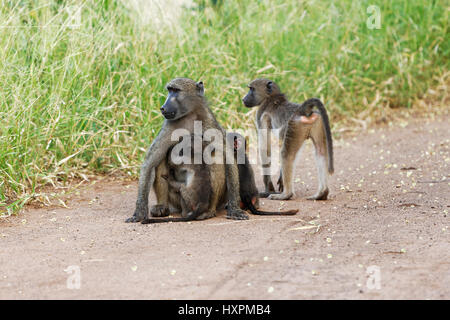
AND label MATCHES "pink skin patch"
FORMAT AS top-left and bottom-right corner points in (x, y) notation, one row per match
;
(240, 197), (257, 209)
(300, 113), (319, 124)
